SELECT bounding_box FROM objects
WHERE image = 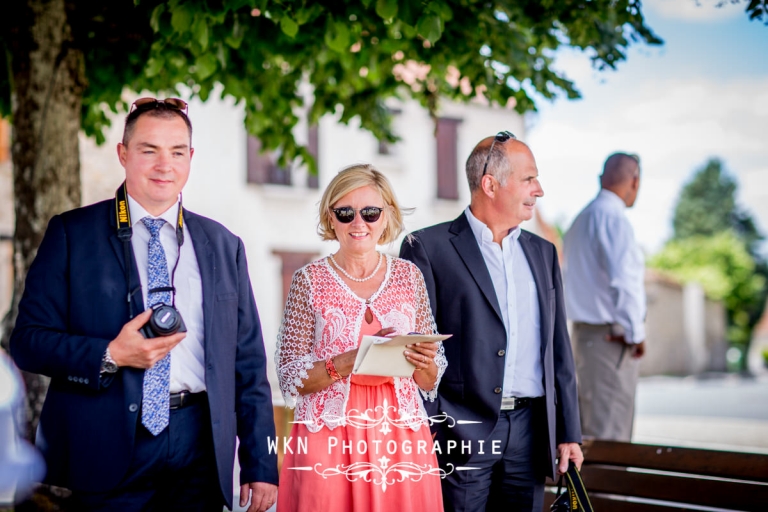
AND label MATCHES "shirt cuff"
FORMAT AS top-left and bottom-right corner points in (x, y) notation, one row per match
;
(629, 325), (645, 344)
